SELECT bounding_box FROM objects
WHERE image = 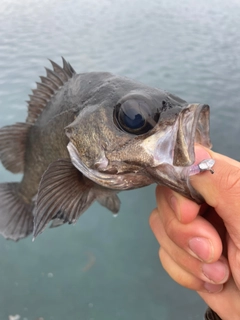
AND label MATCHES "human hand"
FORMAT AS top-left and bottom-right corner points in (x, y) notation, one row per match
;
(149, 146), (240, 319)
